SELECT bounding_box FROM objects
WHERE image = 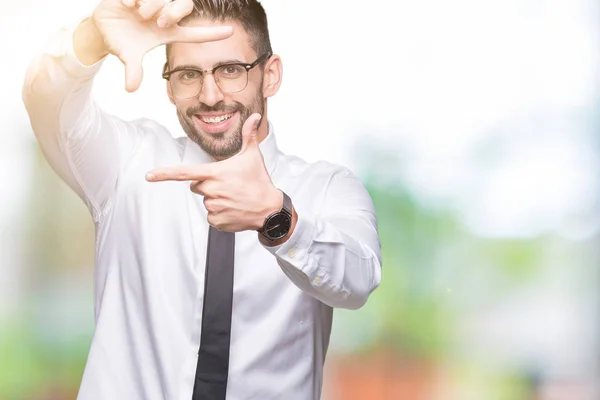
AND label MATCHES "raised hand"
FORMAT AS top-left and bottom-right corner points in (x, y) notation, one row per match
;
(88, 0), (233, 92)
(145, 114), (284, 233)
